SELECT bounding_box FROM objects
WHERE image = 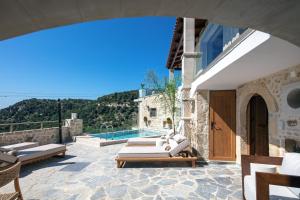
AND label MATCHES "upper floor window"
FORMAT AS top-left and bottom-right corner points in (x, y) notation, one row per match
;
(203, 25), (223, 67)
(196, 23), (246, 72)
